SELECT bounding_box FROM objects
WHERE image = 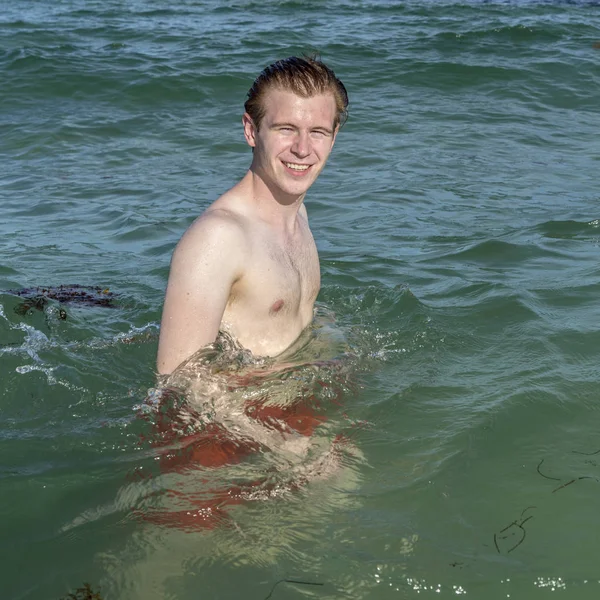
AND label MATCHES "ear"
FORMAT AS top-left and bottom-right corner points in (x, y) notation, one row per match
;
(242, 112), (257, 148)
